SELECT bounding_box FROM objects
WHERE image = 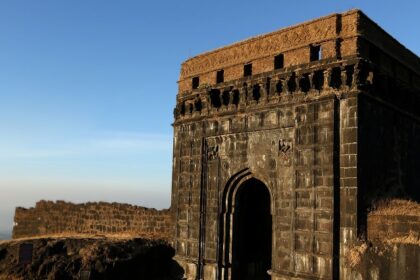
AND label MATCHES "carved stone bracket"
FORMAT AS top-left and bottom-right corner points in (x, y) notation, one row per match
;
(279, 139), (292, 154)
(207, 145), (219, 160)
